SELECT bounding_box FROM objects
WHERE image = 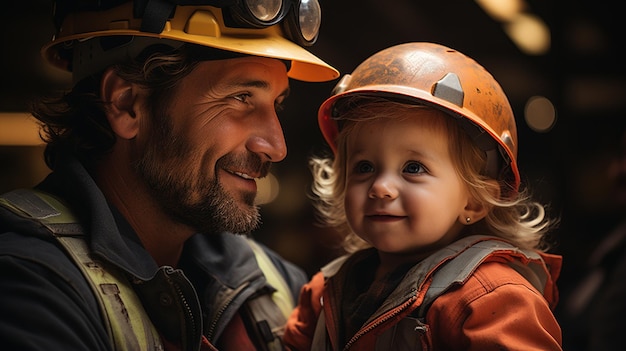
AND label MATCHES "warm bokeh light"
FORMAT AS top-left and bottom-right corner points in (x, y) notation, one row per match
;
(476, 0), (551, 56)
(524, 95), (557, 132)
(255, 172), (280, 205)
(475, 0), (525, 22)
(0, 113), (43, 146)
(504, 13), (551, 55)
